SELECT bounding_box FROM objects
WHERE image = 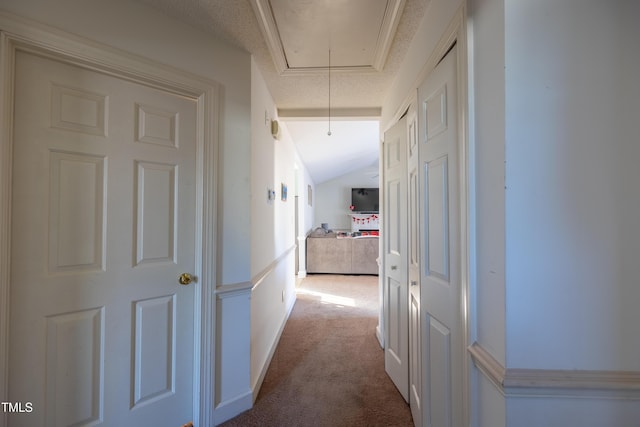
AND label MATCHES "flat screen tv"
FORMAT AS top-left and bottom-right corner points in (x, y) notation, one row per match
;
(351, 188), (379, 213)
